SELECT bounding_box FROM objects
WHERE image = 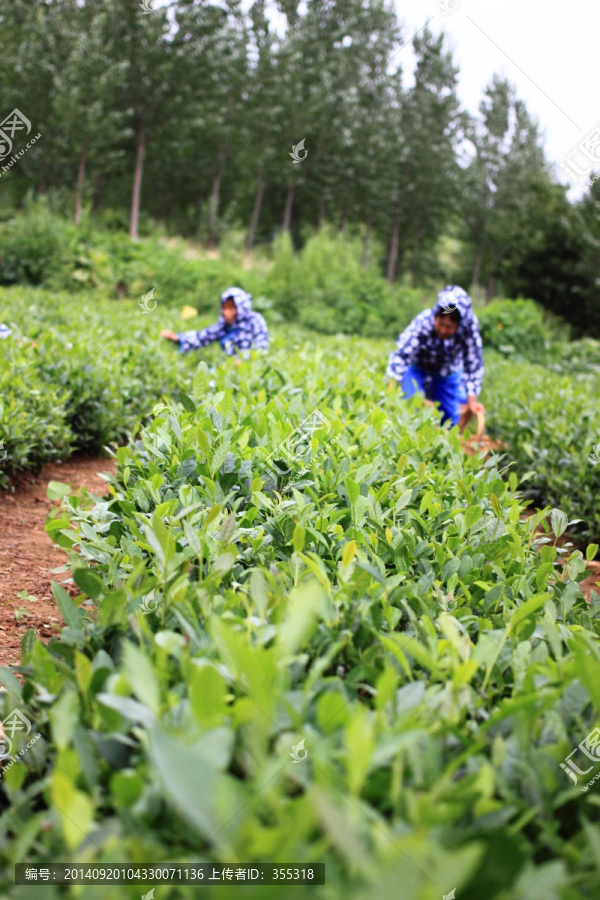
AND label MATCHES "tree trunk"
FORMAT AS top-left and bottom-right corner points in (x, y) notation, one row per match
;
(486, 275), (496, 302)
(362, 216), (371, 269)
(317, 197), (325, 231)
(387, 208), (401, 284)
(282, 185), (294, 233)
(472, 227), (484, 287)
(208, 143), (226, 247)
(129, 121), (146, 240)
(74, 144), (87, 225)
(246, 163), (265, 252)
(339, 205), (347, 233)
